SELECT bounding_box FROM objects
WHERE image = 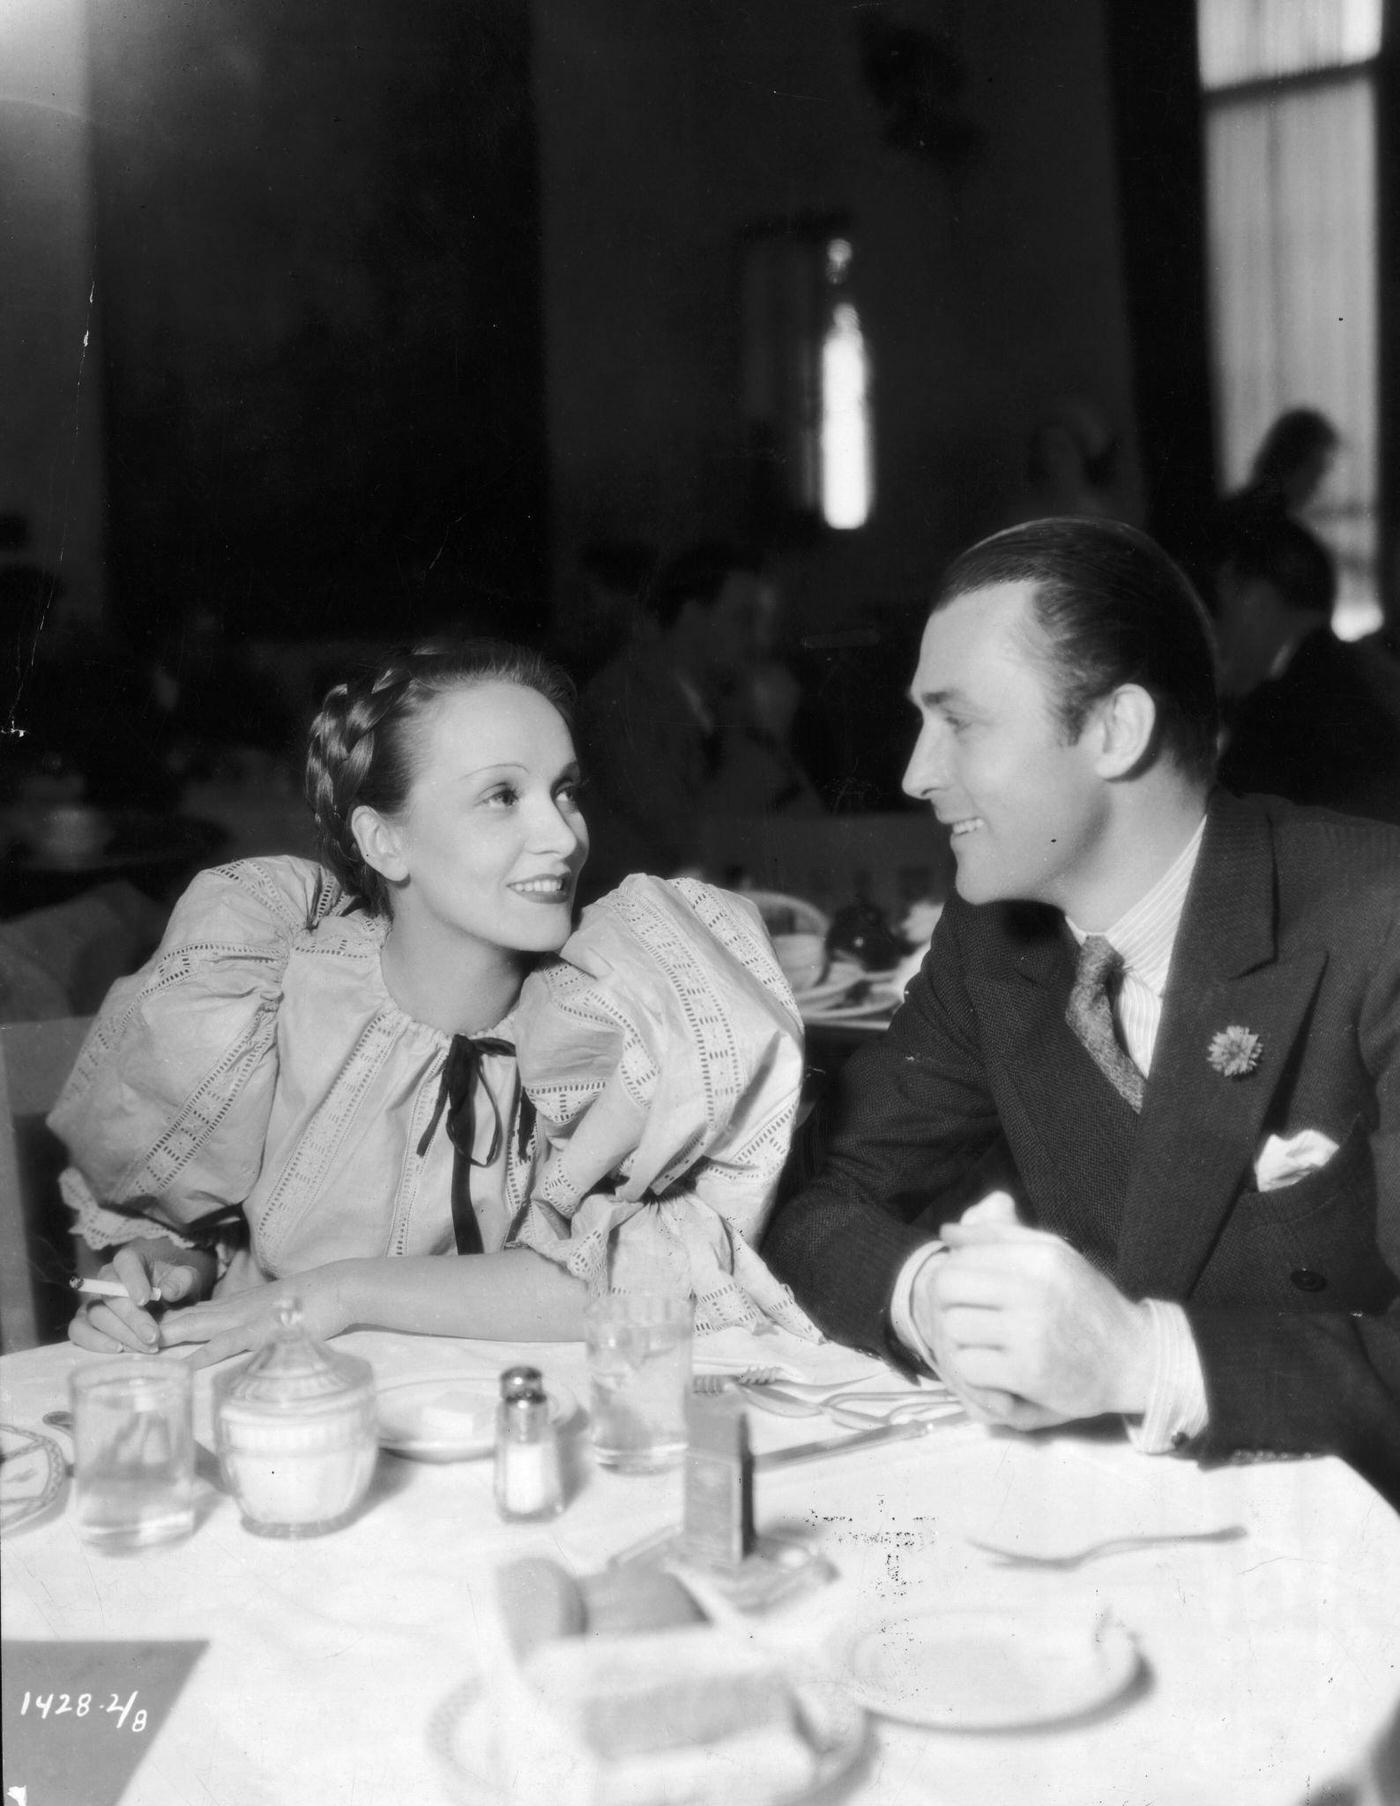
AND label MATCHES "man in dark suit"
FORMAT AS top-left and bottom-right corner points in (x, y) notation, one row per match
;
(761, 517), (1400, 1504)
